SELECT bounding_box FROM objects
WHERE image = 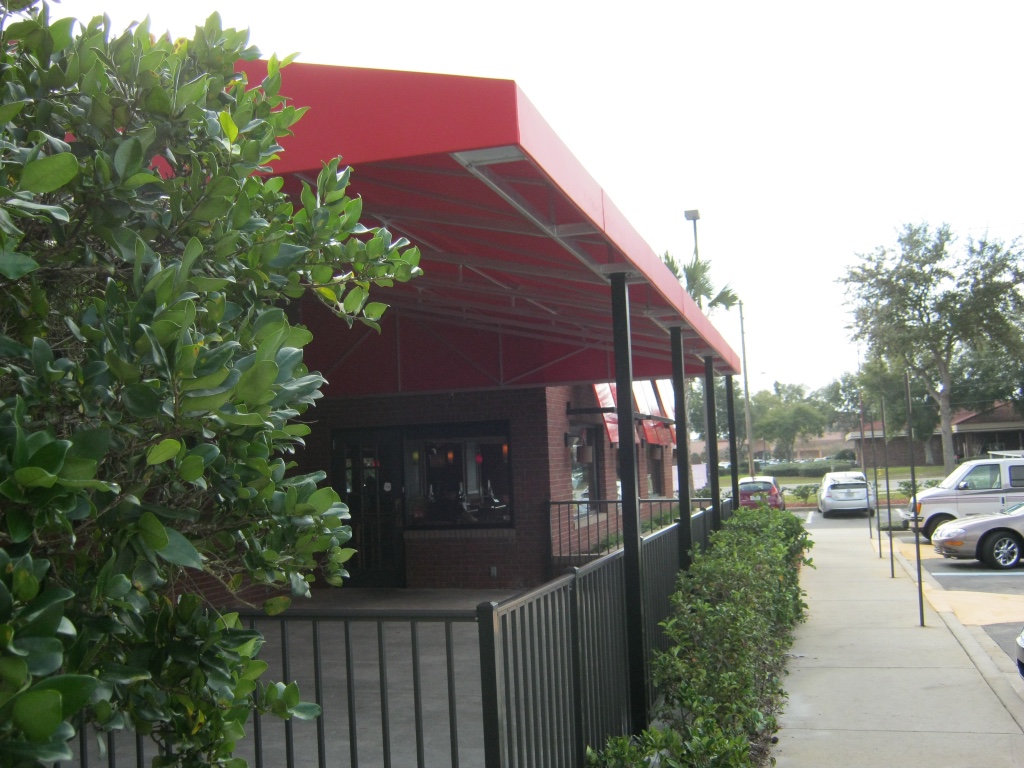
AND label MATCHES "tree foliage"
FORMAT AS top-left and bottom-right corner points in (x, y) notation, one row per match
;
(842, 223), (1024, 472)
(0, 6), (420, 765)
(750, 384), (827, 461)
